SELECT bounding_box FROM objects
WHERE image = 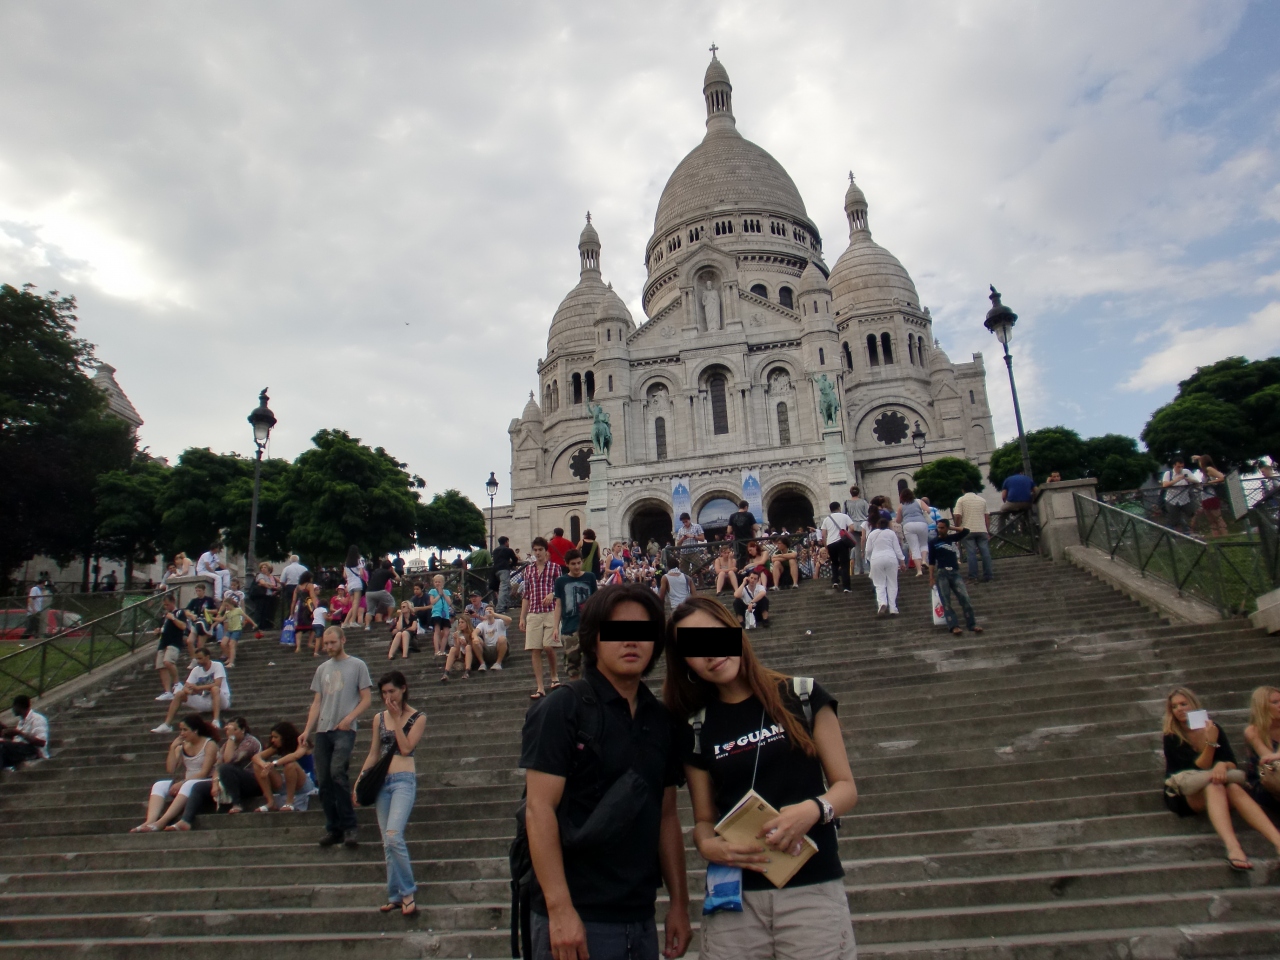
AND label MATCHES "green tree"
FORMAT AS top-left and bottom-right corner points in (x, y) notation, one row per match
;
(1080, 434), (1159, 492)
(911, 457), (983, 509)
(988, 426), (1087, 489)
(1141, 356), (1280, 468)
(0, 284), (134, 582)
(95, 455), (172, 585)
(223, 458), (294, 562)
(157, 448), (254, 557)
(284, 429), (421, 560)
(417, 489), (487, 551)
